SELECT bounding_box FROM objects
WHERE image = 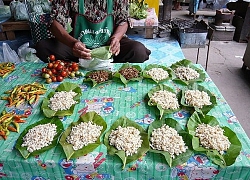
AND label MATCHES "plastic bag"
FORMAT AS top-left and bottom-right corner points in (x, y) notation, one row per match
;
(17, 42), (40, 62)
(2, 42), (21, 63)
(79, 58), (114, 70)
(10, 0), (29, 21)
